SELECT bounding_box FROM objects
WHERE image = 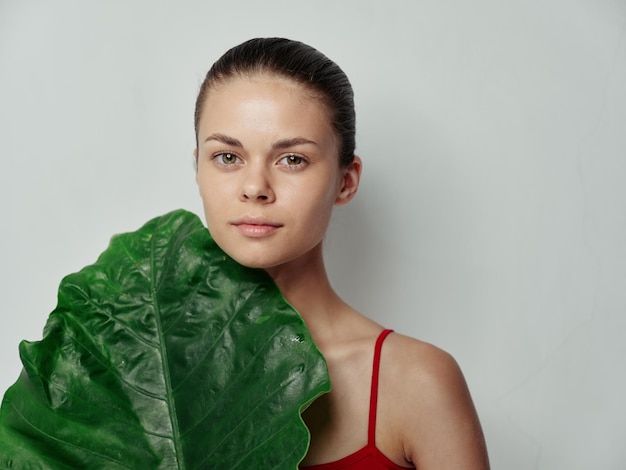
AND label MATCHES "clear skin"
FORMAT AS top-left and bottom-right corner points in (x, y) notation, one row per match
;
(195, 74), (490, 469)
